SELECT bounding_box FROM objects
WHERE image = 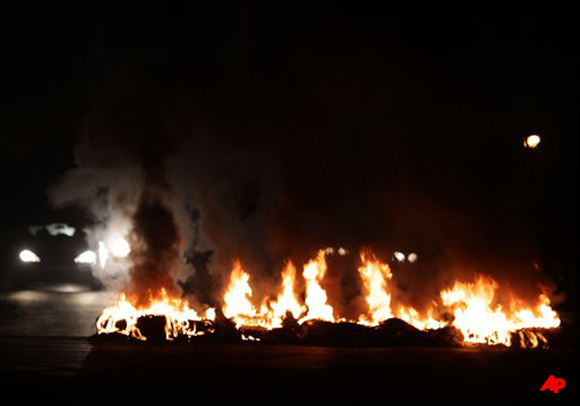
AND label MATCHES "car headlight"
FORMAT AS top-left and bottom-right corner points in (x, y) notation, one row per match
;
(74, 250), (97, 265)
(19, 249), (41, 263)
(393, 251), (406, 262)
(109, 238), (130, 258)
